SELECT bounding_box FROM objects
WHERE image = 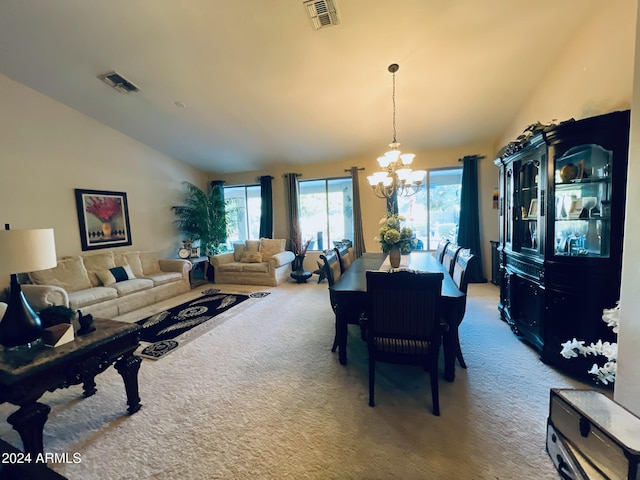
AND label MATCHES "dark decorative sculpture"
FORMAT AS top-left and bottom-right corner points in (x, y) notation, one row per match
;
(77, 310), (96, 335)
